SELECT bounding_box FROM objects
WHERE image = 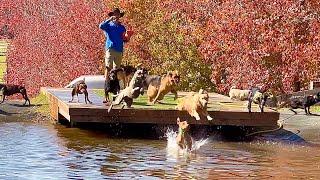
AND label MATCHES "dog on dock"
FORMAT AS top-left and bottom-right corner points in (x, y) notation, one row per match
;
(104, 68), (121, 102)
(0, 83), (30, 106)
(108, 69), (145, 112)
(69, 79), (92, 104)
(116, 65), (148, 88)
(147, 70), (180, 104)
(229, 86), (250, 101)
(176, 89), (213, 121)
(176, 117), (193, 151)
(248, 87), (270, 113)
(278, 92), (320, 115)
